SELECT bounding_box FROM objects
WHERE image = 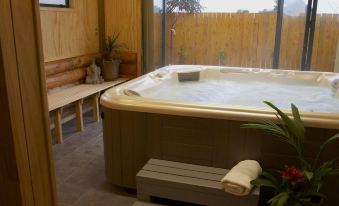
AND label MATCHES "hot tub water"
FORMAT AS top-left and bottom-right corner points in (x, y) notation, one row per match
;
(138, 71), (339, 113)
